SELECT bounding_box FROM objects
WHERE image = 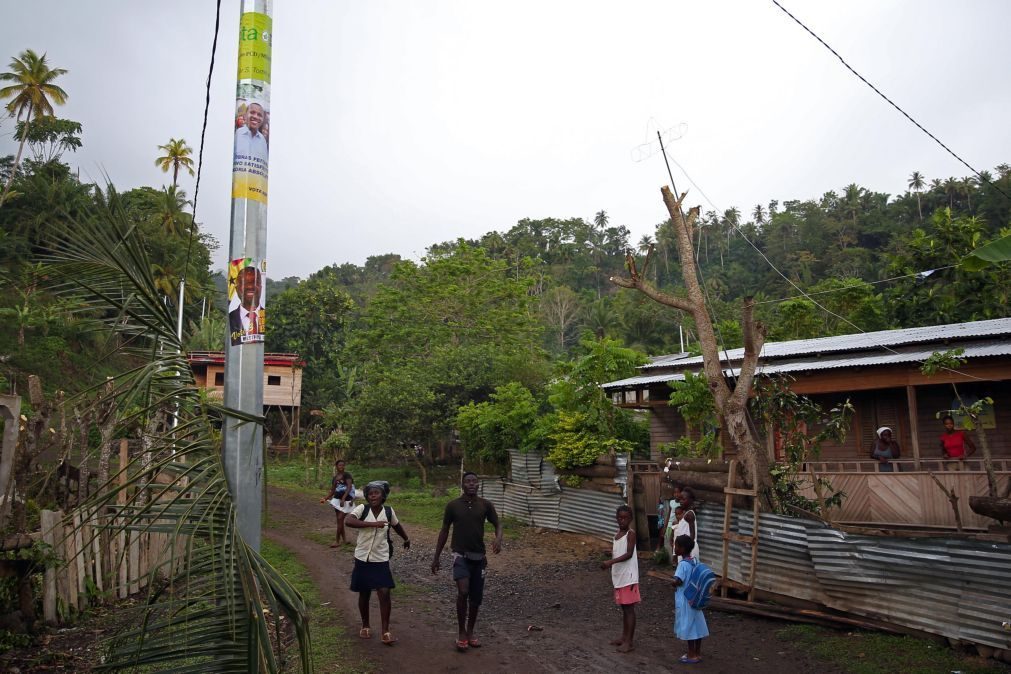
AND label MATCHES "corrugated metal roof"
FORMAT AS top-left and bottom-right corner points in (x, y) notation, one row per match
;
(696, 504), (1011, 649)
(604, 340), (1011, 389)
(641, 317), (1011, 371)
